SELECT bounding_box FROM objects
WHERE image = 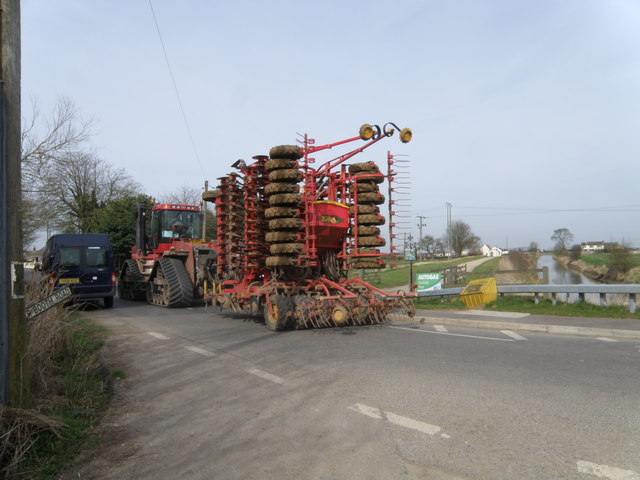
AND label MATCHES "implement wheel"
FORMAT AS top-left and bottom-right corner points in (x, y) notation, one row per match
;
(266, 231), (299, 243)
(265, 158), (298, 171)
(268, 169), (303, 182)
(264, 295), (294, 331)
(265, 182), (300, 195)
(269, 145), (303, 159)
(269, 193), (301, 206)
